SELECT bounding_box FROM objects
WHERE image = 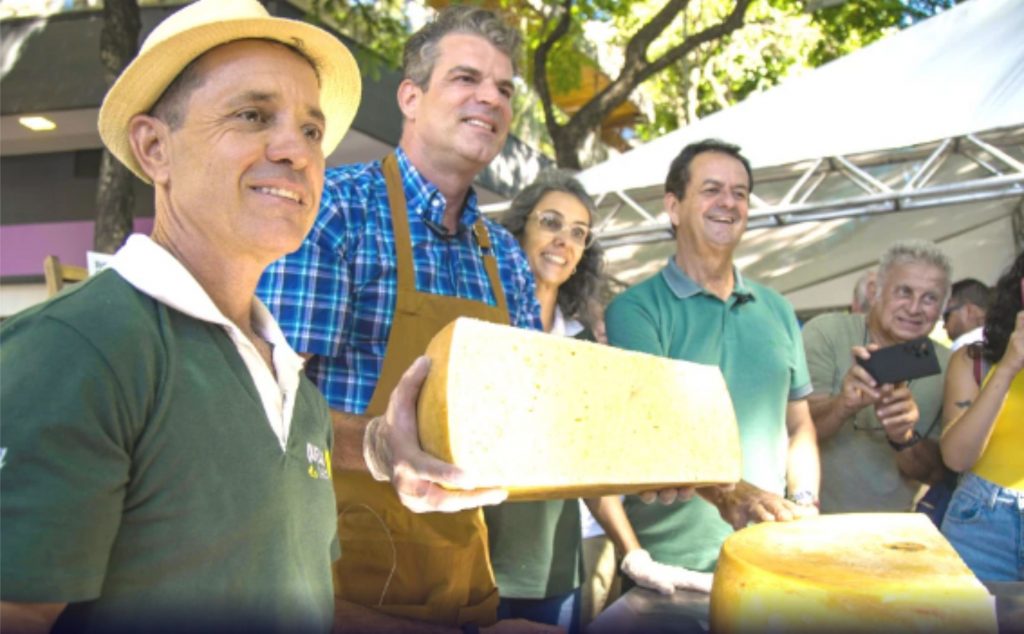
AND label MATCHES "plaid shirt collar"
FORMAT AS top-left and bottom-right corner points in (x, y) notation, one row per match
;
(394, 147), (482, 231)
